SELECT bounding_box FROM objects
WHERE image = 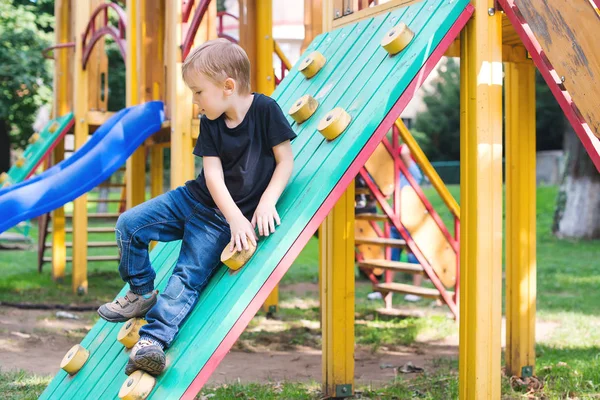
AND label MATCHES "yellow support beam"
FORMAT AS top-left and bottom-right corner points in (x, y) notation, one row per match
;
(51, 0), (71, 282)
(72, 0), (91, 294)
(395, 119), (460, 219)
(126, 0), (146, 208)
(319, 186), (355, 398)
(168, 0), (194, 188)
(151, 145), (164, 199)
(505, 60), (536, 378)
(459, 2), (503, 399)
(256, 0), (274, 95)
